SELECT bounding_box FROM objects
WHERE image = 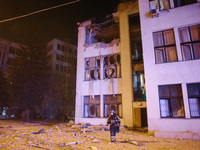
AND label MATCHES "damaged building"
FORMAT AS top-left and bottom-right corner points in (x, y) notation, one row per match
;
(75, 0), (200, 140)
(75, 0), (146, 128)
